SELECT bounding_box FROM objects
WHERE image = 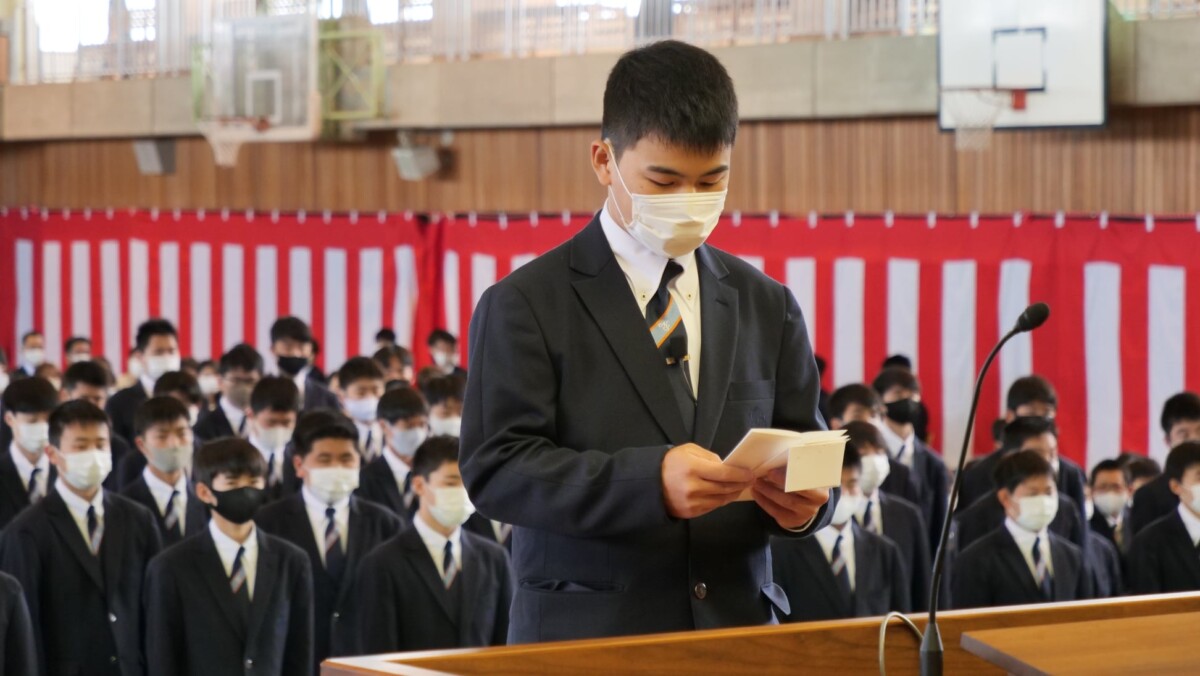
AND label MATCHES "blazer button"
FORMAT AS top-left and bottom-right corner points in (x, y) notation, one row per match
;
(109, 613), (117, 623)
(694, 582), (708, 600)
(245, 658), (254, 669)
(110, 657), (118, 664)
(332, 611), (341, 621)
